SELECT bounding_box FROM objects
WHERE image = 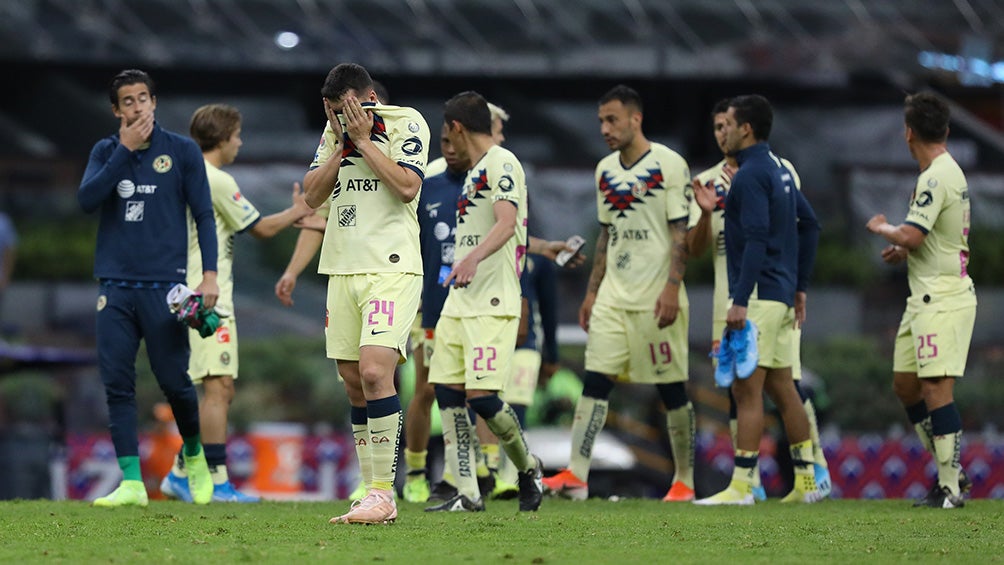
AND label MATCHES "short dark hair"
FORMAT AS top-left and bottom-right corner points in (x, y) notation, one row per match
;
(711, 98), (731, 118)
(444, 91), (491, 135)
(599, 84), (643, 113)
(320, 63), (373, 101)
(190, 104), (241, 152)
(372, 80), (390, 104)
(904, 92), (949, 143)
(729, 94), (773, 141)
(109, 69), (154, 106)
